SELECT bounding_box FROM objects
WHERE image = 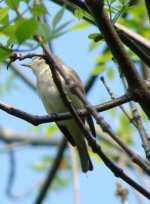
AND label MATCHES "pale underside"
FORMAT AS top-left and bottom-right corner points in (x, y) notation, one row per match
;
(36, 65), (85, 145)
